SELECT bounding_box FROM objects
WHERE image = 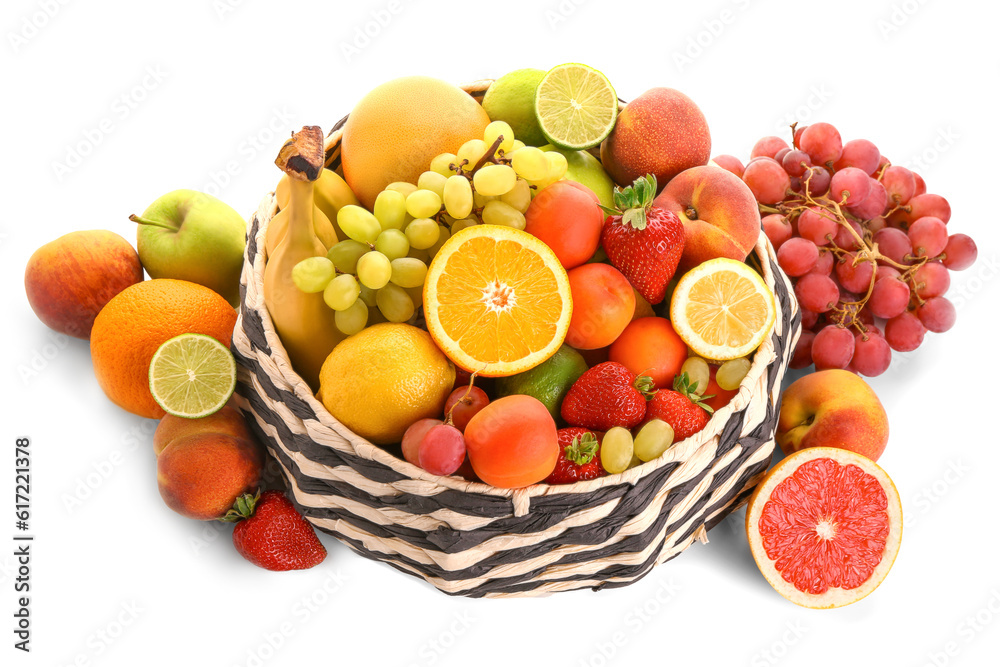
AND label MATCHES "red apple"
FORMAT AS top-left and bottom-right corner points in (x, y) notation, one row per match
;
(653, 165), (761, 273)
(776, 369), (889, 462)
